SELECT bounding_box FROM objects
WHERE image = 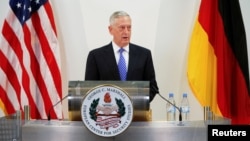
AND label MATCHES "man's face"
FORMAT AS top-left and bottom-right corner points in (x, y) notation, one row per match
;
(109, 16), (131, 47)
